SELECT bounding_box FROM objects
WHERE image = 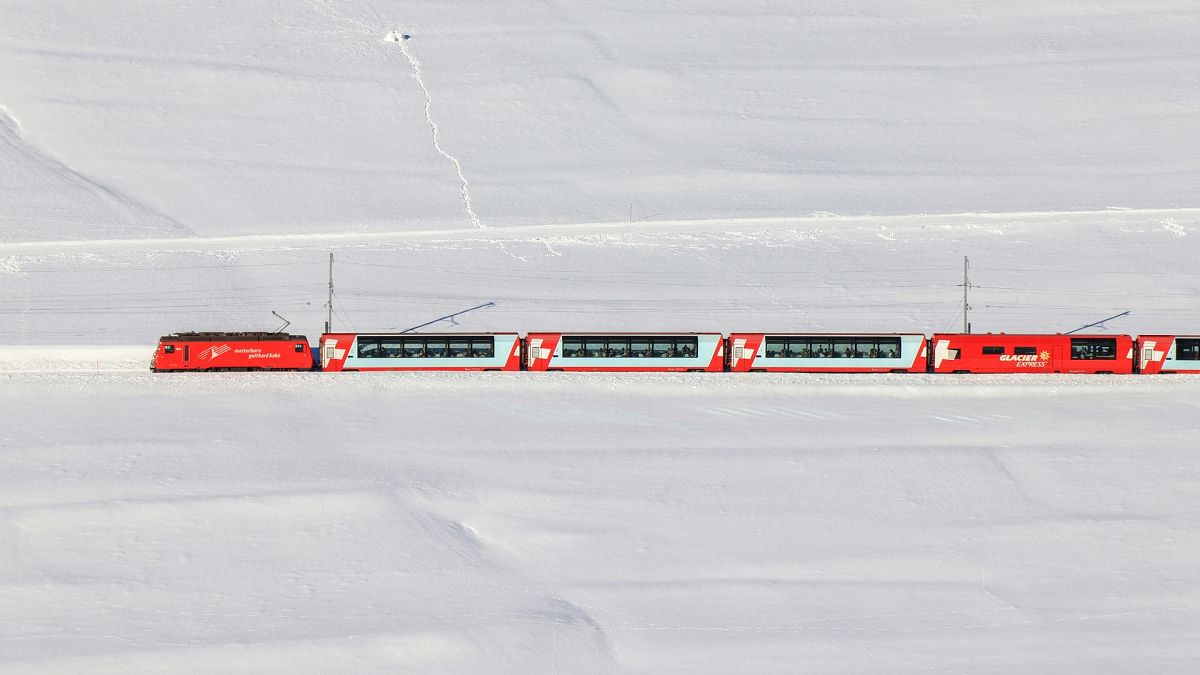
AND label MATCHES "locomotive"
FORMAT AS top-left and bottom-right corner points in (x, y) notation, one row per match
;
(152, 331), (1200, 374)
